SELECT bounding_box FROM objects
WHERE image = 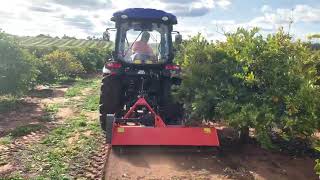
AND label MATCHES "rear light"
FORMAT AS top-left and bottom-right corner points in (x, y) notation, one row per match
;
(106, 62), (122, 69)
(165, 64), (181, 71)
